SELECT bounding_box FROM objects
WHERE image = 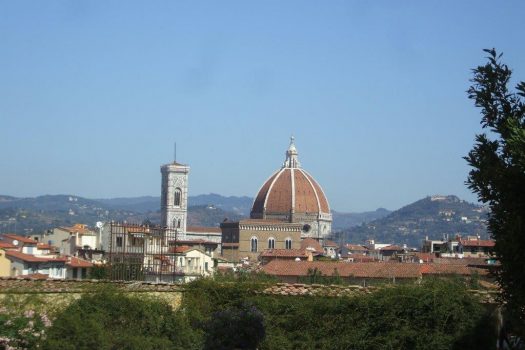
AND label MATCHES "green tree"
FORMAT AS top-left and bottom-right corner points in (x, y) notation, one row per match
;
(204, 302), (265, 350)
(465, 49), (525, 322)
(42, 289), (199, 350)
